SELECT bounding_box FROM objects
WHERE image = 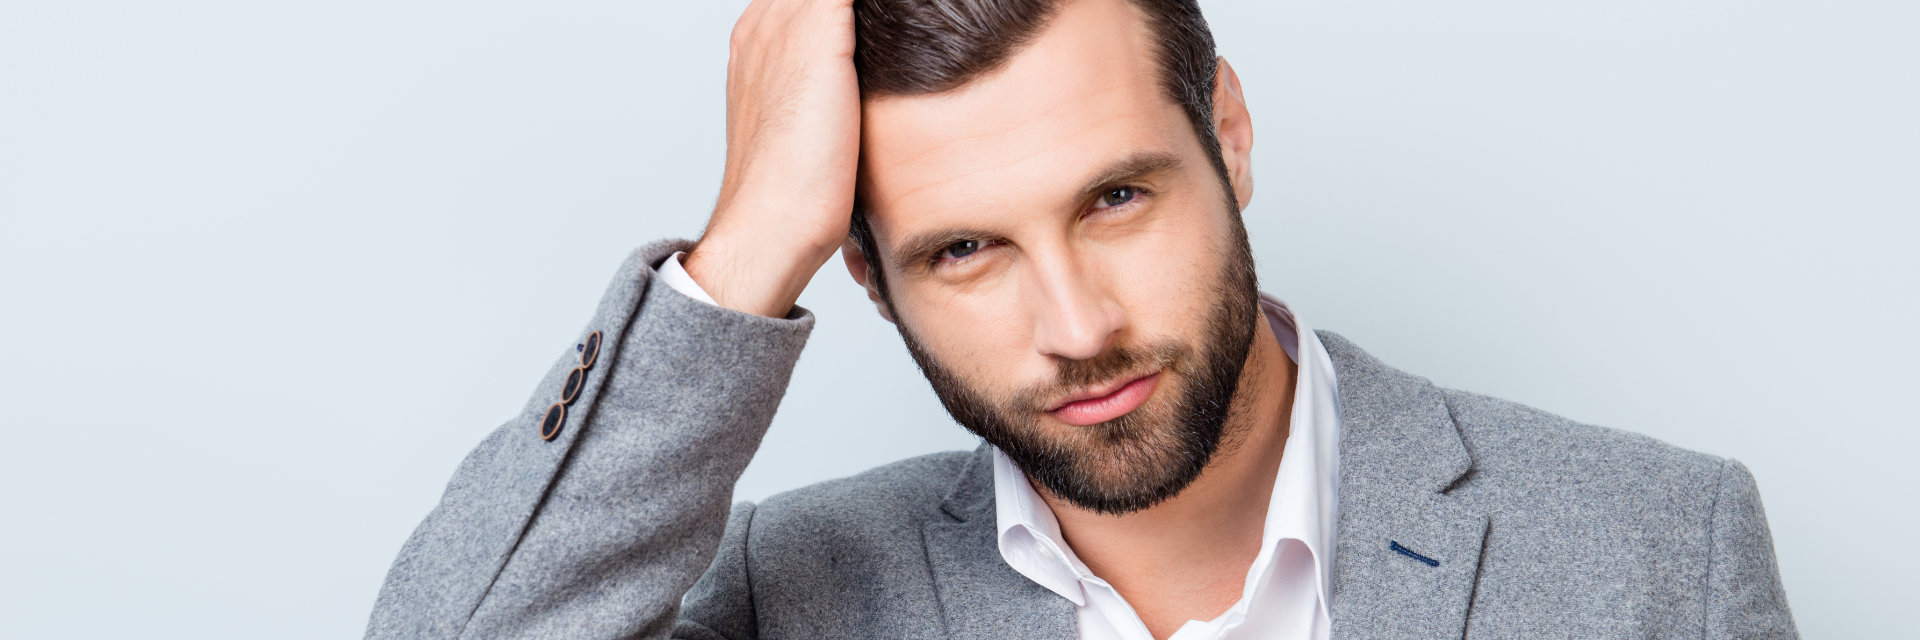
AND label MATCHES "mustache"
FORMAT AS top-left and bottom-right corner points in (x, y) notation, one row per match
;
(1009, 341), (1186, 413)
